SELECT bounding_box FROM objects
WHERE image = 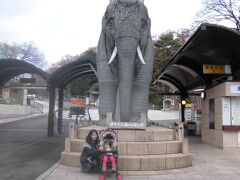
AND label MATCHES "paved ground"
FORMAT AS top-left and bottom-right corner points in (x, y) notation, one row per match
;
(41, 136), (240, 180)
(1, 110), (239, 179)
(3, 102), (237, 180)
(0, 115), (66, 180)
